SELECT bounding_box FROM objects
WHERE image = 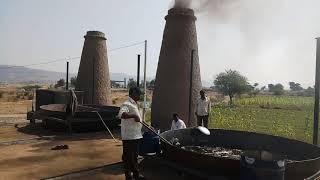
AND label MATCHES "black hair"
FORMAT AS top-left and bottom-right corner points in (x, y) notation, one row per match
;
(200, 89), (205, 94)
(129, 87), (142, 96)
(173, 113), (179, 118)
